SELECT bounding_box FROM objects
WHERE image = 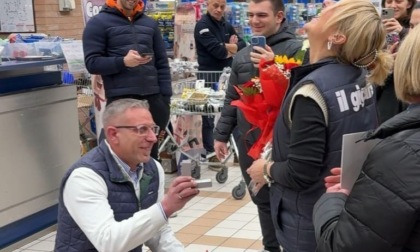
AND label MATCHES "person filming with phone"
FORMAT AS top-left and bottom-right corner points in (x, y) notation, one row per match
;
(381, 0), (416, 41)
(83, 0), (172, 160)
(376, 0), (416, 124)
(213, 0), (302, 251)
